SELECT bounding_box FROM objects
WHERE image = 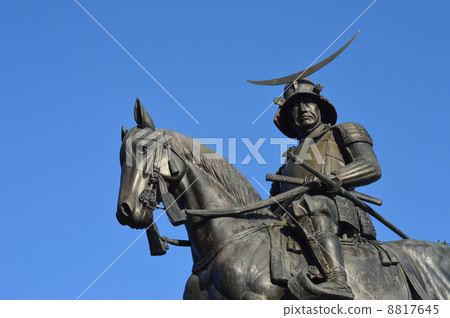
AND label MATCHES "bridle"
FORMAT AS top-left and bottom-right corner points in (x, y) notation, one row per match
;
(139, 176), (159, 211)
(138, 140), (187, 212)
(137, 139), (190, 252)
